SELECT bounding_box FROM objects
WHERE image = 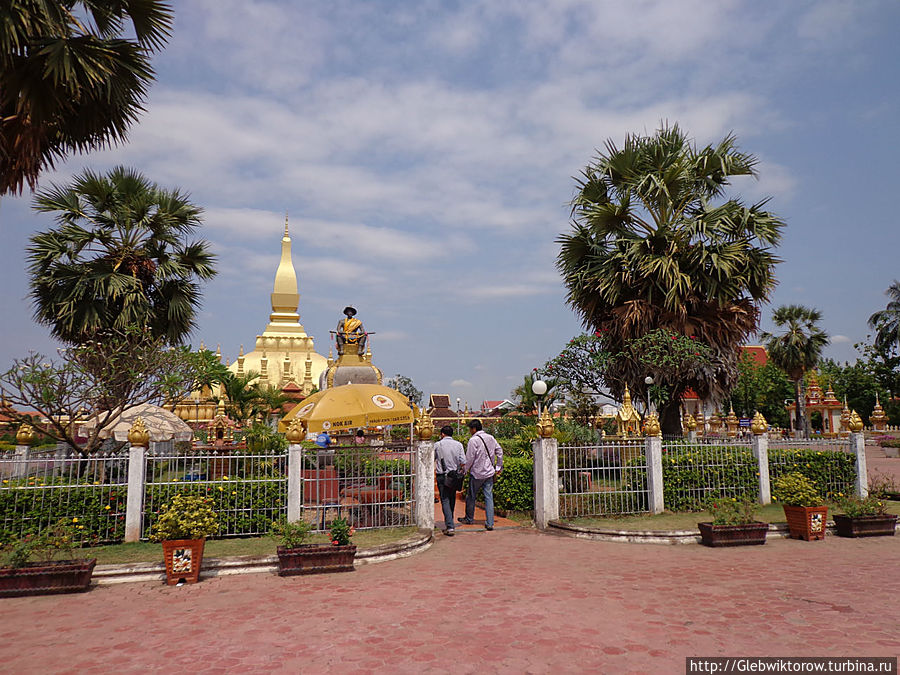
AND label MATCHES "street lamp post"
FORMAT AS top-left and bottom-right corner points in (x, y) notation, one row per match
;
(456, 397), (461, 435)
(644, 375), (654, 414)
(532, 379), (548, 417)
